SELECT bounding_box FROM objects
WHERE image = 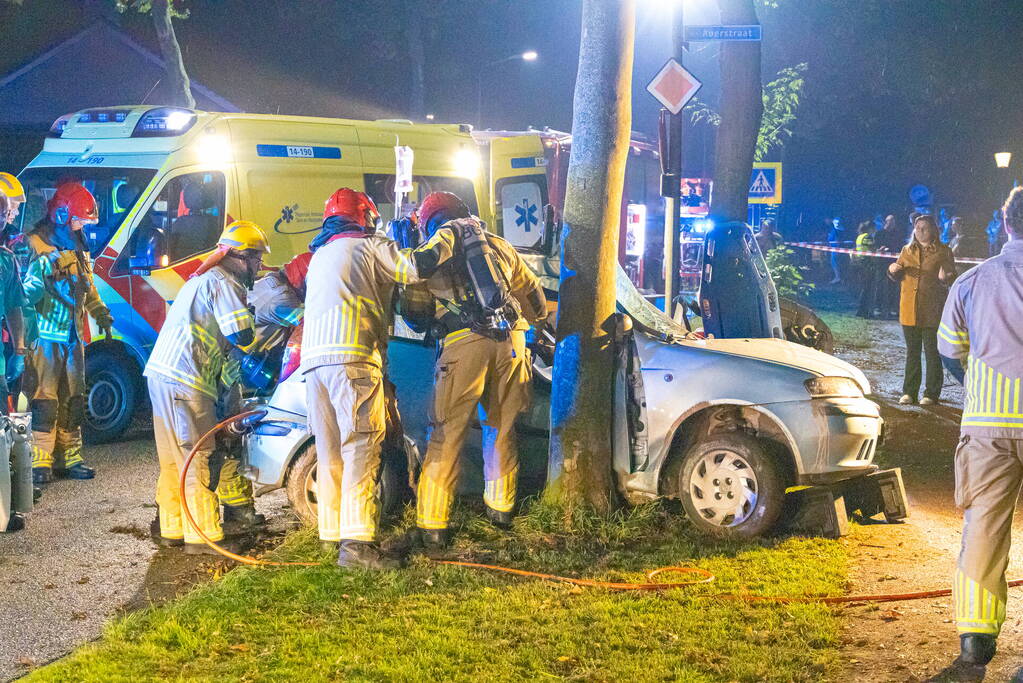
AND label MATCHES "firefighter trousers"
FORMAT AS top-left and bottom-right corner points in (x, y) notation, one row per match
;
(30, 340), (85, 470)
(306, 362), (386, 543)
(952, 435), (1023, 636)
(417, 330), (531, 530)
(148, 376), (225, 544)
